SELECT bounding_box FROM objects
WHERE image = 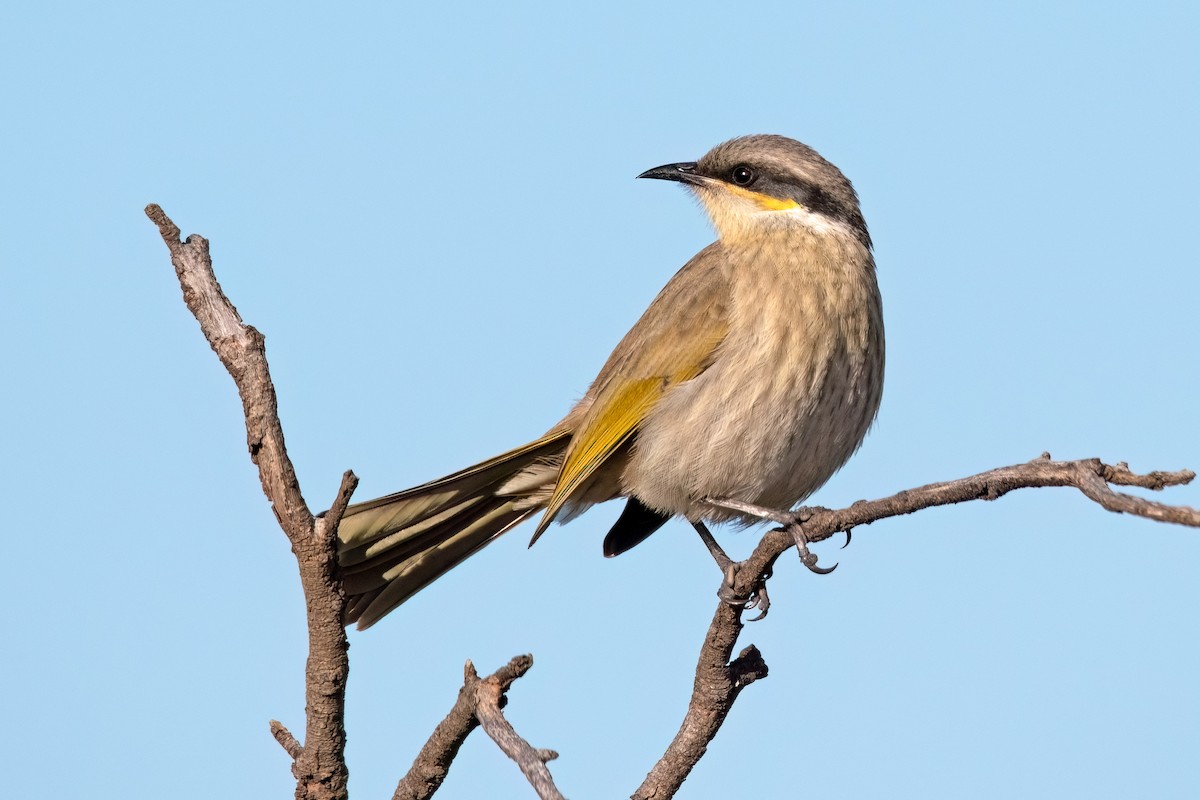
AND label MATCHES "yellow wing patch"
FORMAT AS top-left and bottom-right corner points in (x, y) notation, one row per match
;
(534, 377), (662, 539)
(529, 240), (731, 543)
(533, 325), (726, 541)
